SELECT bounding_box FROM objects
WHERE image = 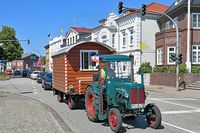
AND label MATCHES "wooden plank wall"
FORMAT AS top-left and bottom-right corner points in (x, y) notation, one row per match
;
(53, 54), (65, 92)
(66, 42), (114, 94)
